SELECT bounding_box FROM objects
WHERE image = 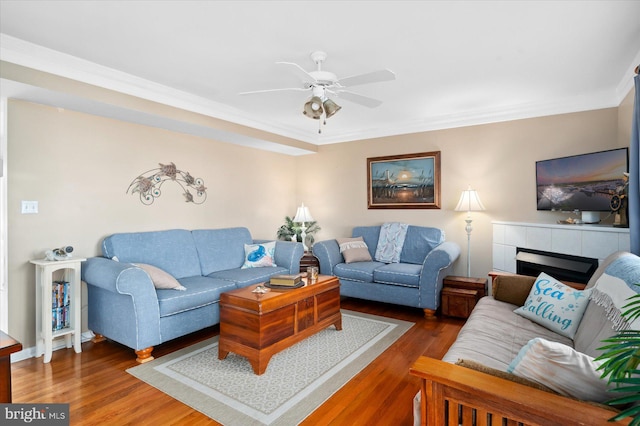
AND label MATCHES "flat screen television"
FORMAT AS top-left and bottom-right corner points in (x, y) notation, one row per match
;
(536, 147), (629, 214)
